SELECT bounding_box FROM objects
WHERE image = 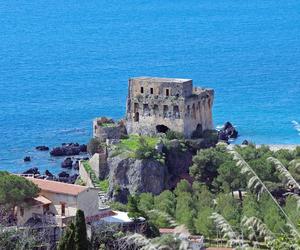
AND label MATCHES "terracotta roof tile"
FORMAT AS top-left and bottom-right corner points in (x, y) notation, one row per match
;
(27, 178), (88, 196)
